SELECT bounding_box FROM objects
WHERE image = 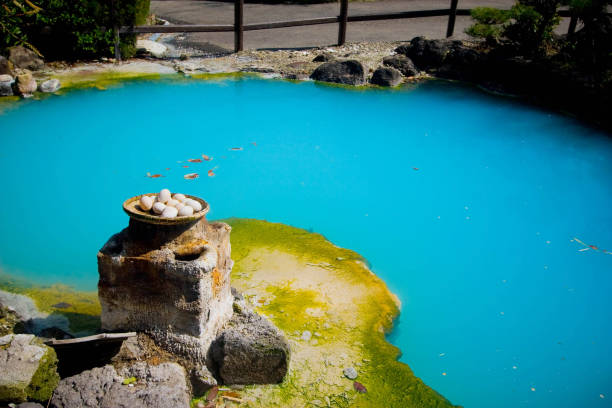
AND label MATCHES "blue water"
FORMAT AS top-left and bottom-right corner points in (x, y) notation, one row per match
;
(1, 77), (611, 408)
